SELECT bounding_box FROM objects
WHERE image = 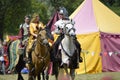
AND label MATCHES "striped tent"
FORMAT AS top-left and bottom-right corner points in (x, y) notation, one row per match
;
(70, 0), (120, 74)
